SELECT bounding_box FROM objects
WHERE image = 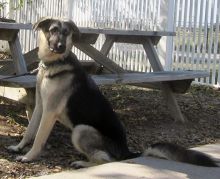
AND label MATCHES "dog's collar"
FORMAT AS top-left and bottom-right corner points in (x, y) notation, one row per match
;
(39, 59), (71, 70)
